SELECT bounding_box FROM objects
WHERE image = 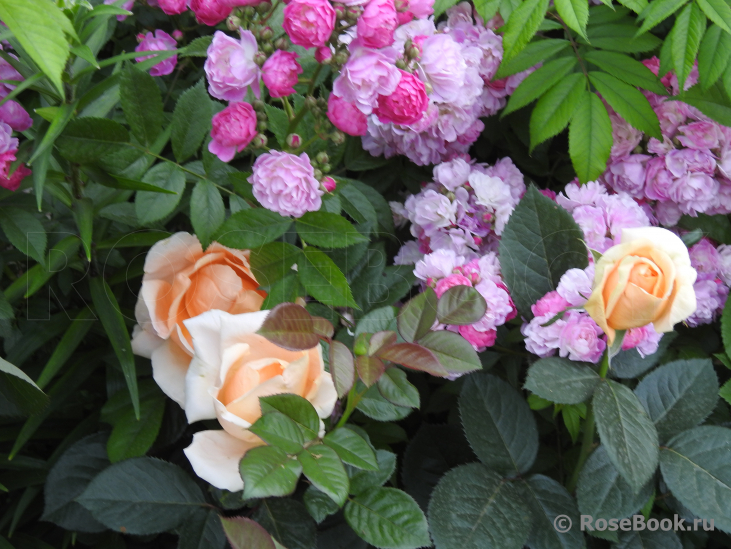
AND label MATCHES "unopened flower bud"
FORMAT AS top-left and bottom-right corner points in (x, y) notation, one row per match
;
(315, 151), (329, 165)
(260, 26), (273, 41)
(172, 30), (184, 41)
(227, 15), (242, 31)
(252, 133), (268, 148)
(305, 95), (318, 109)
(274, 37), (289, 50)
(321, 163), (331, 173)
(424, 81), (433, 94)
(257, 1), (272, 14)
(407, 45), (420, 59)
(395, 0), (409, 11)
(317, 97), (328, 109)
(256, 110), (267, 121)
(322, 176), (337, 192)
(333, 51), (349, 65)
(253, 100), (266, 112)
(136, 33), (146, 43)
(446, 191), (455, 201)
(315, 46), (332, 64)
(334, 4), (346, 19)
(257, 120), (268, 132)
(345, 7), (360, 21)
(354, 333), (369, 356)
(262, 42), (274, 54)
(395, 58), (407, 70)
(286, 133), (302, 148)
(313, 168), (323, 180)
(244, 6), (256, 17)
(330, 130), (345, 145)
(254, 52), (268, 66)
